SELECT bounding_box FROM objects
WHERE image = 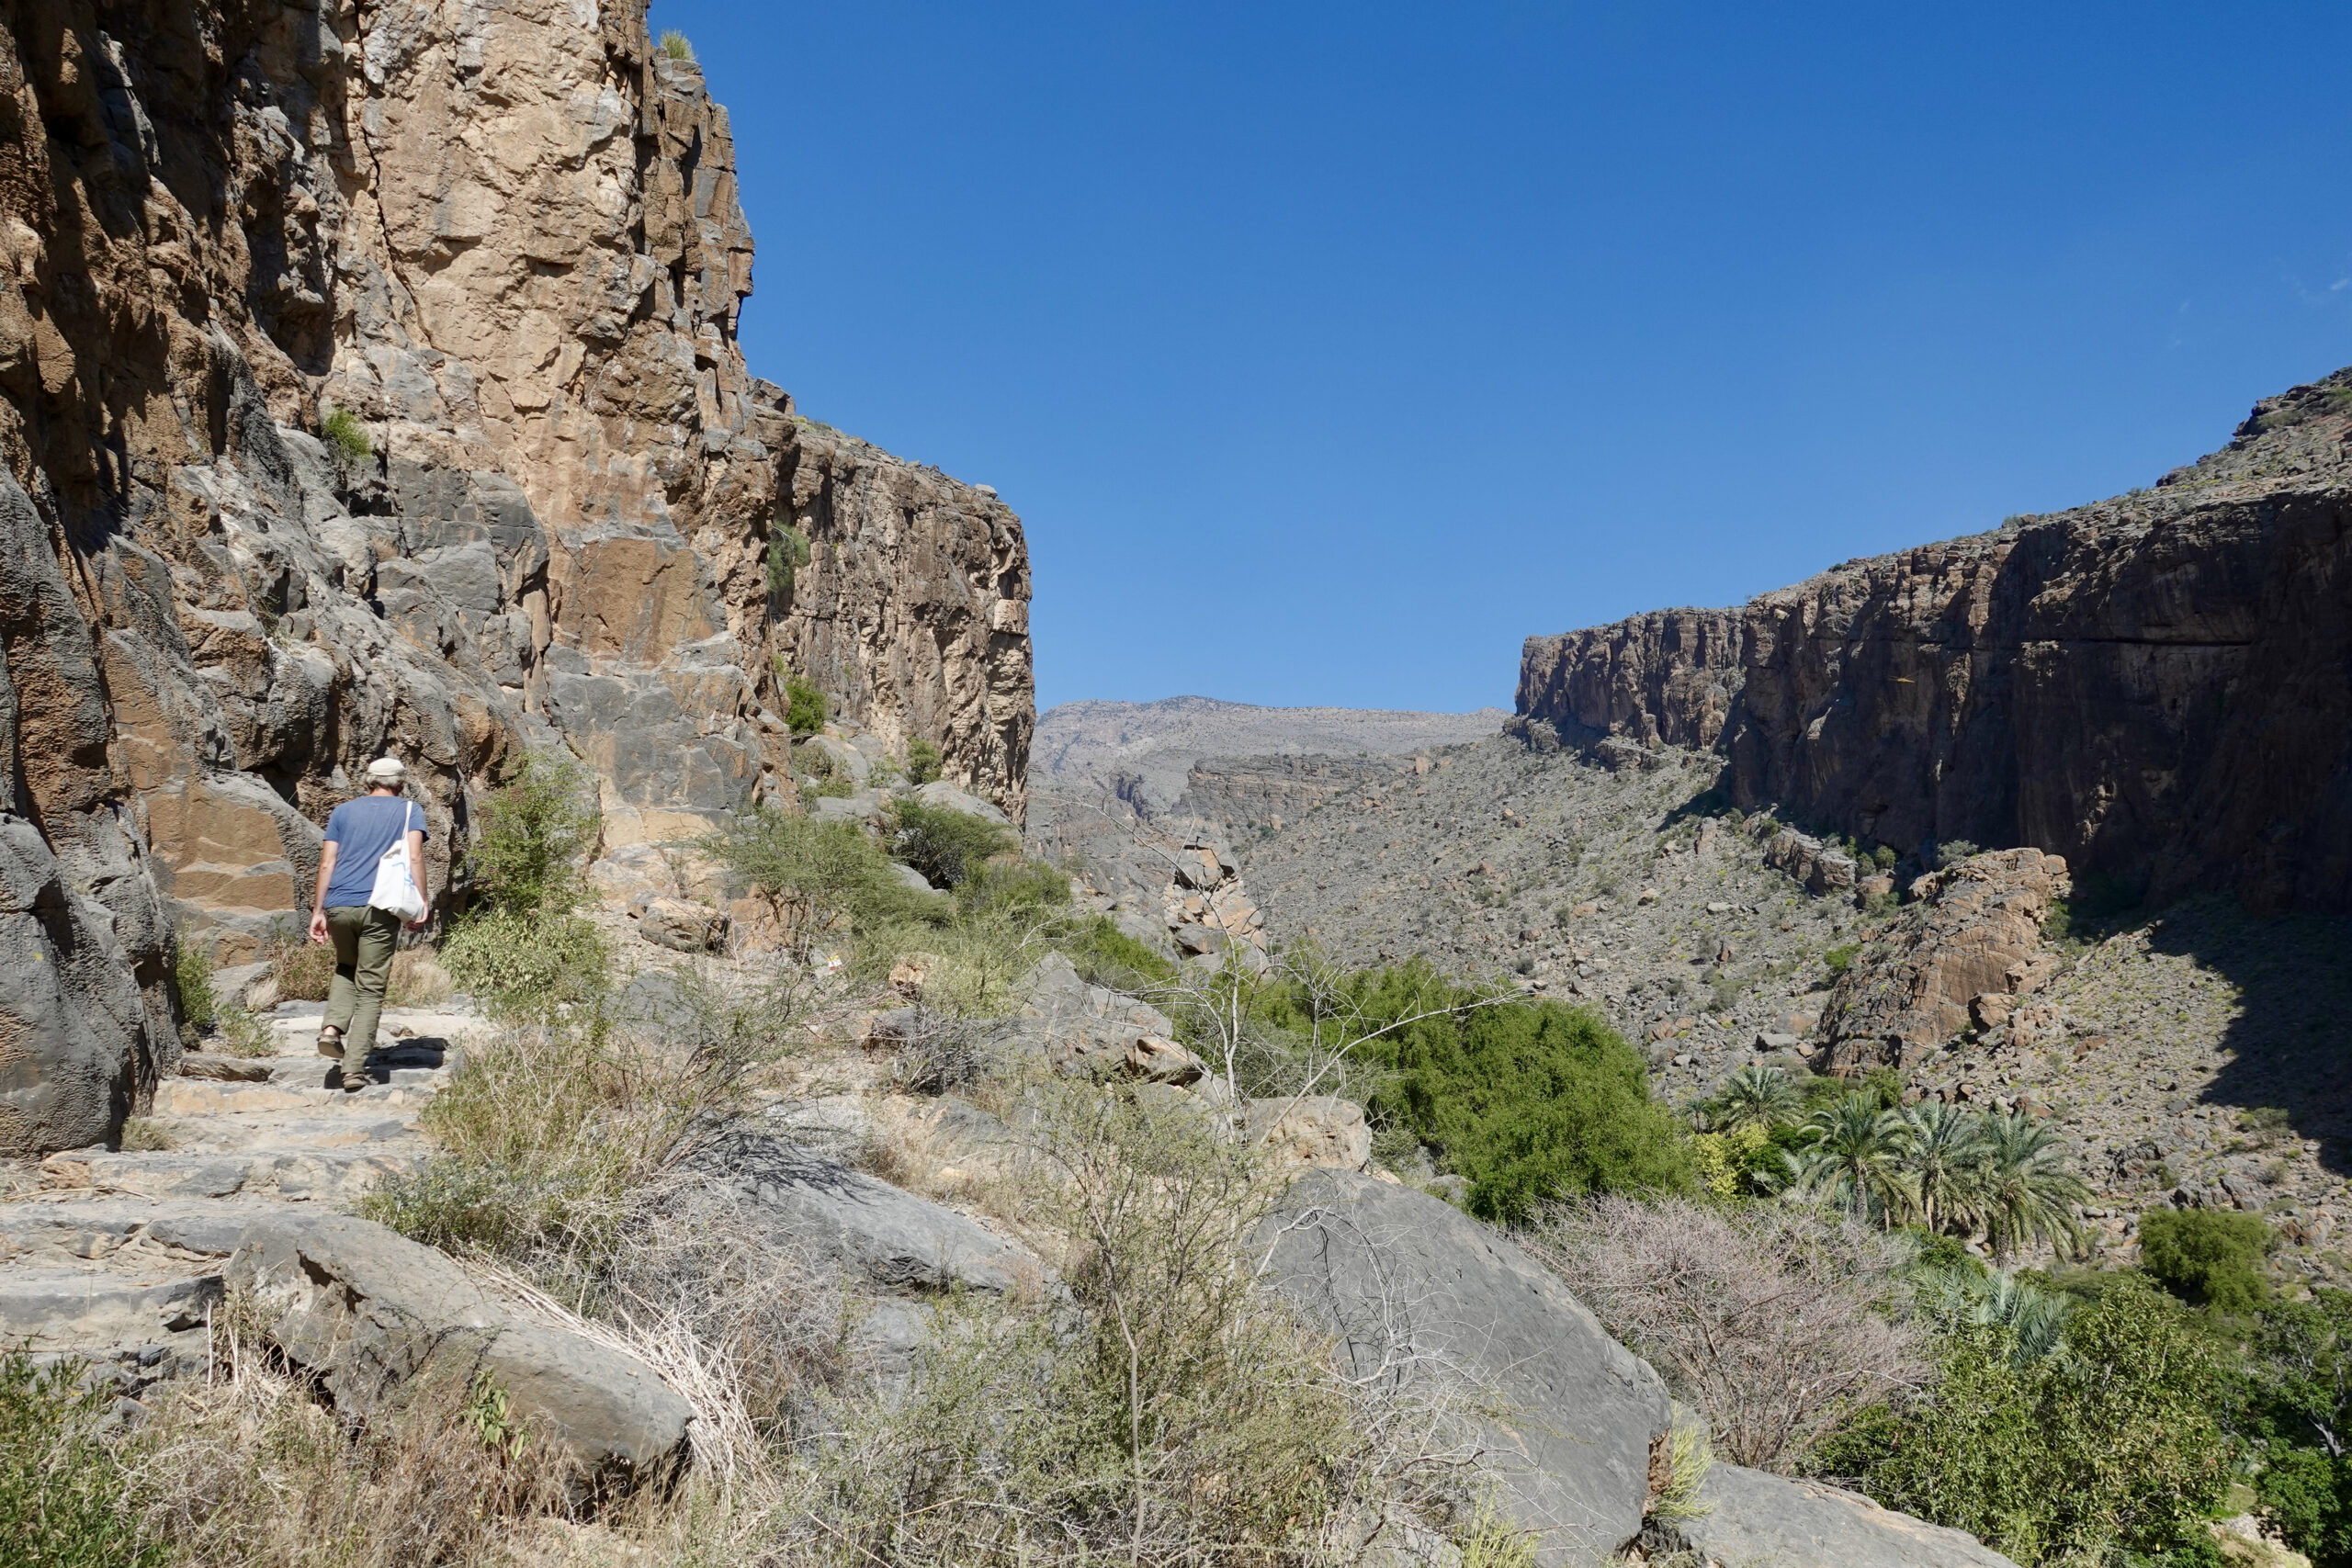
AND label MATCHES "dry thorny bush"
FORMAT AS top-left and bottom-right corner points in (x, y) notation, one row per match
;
(1532, 1194), (1931, 1473)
